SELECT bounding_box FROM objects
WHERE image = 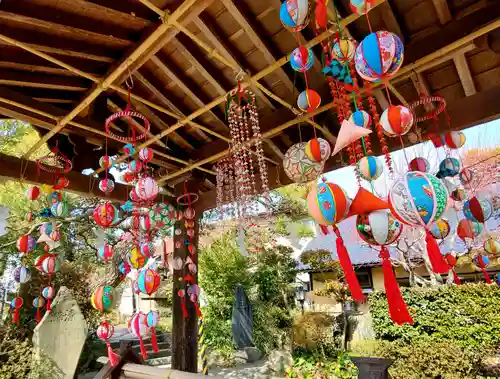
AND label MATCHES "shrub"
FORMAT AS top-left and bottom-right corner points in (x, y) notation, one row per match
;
(369, 283), (500, 351)
(292, 312), (340, 357)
